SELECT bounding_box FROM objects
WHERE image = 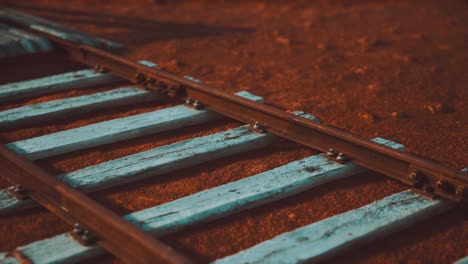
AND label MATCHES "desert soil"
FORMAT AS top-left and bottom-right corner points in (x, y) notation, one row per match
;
(0, 1), (467, 263)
